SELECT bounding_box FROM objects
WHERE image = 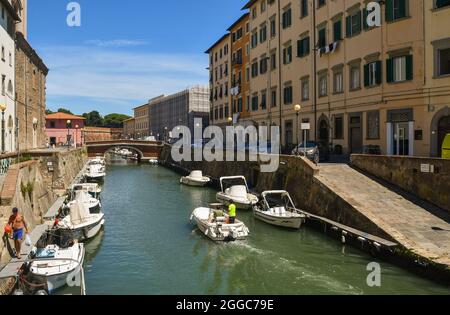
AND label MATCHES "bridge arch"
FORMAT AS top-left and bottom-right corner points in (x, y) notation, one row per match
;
(86, 140), (164, 162)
